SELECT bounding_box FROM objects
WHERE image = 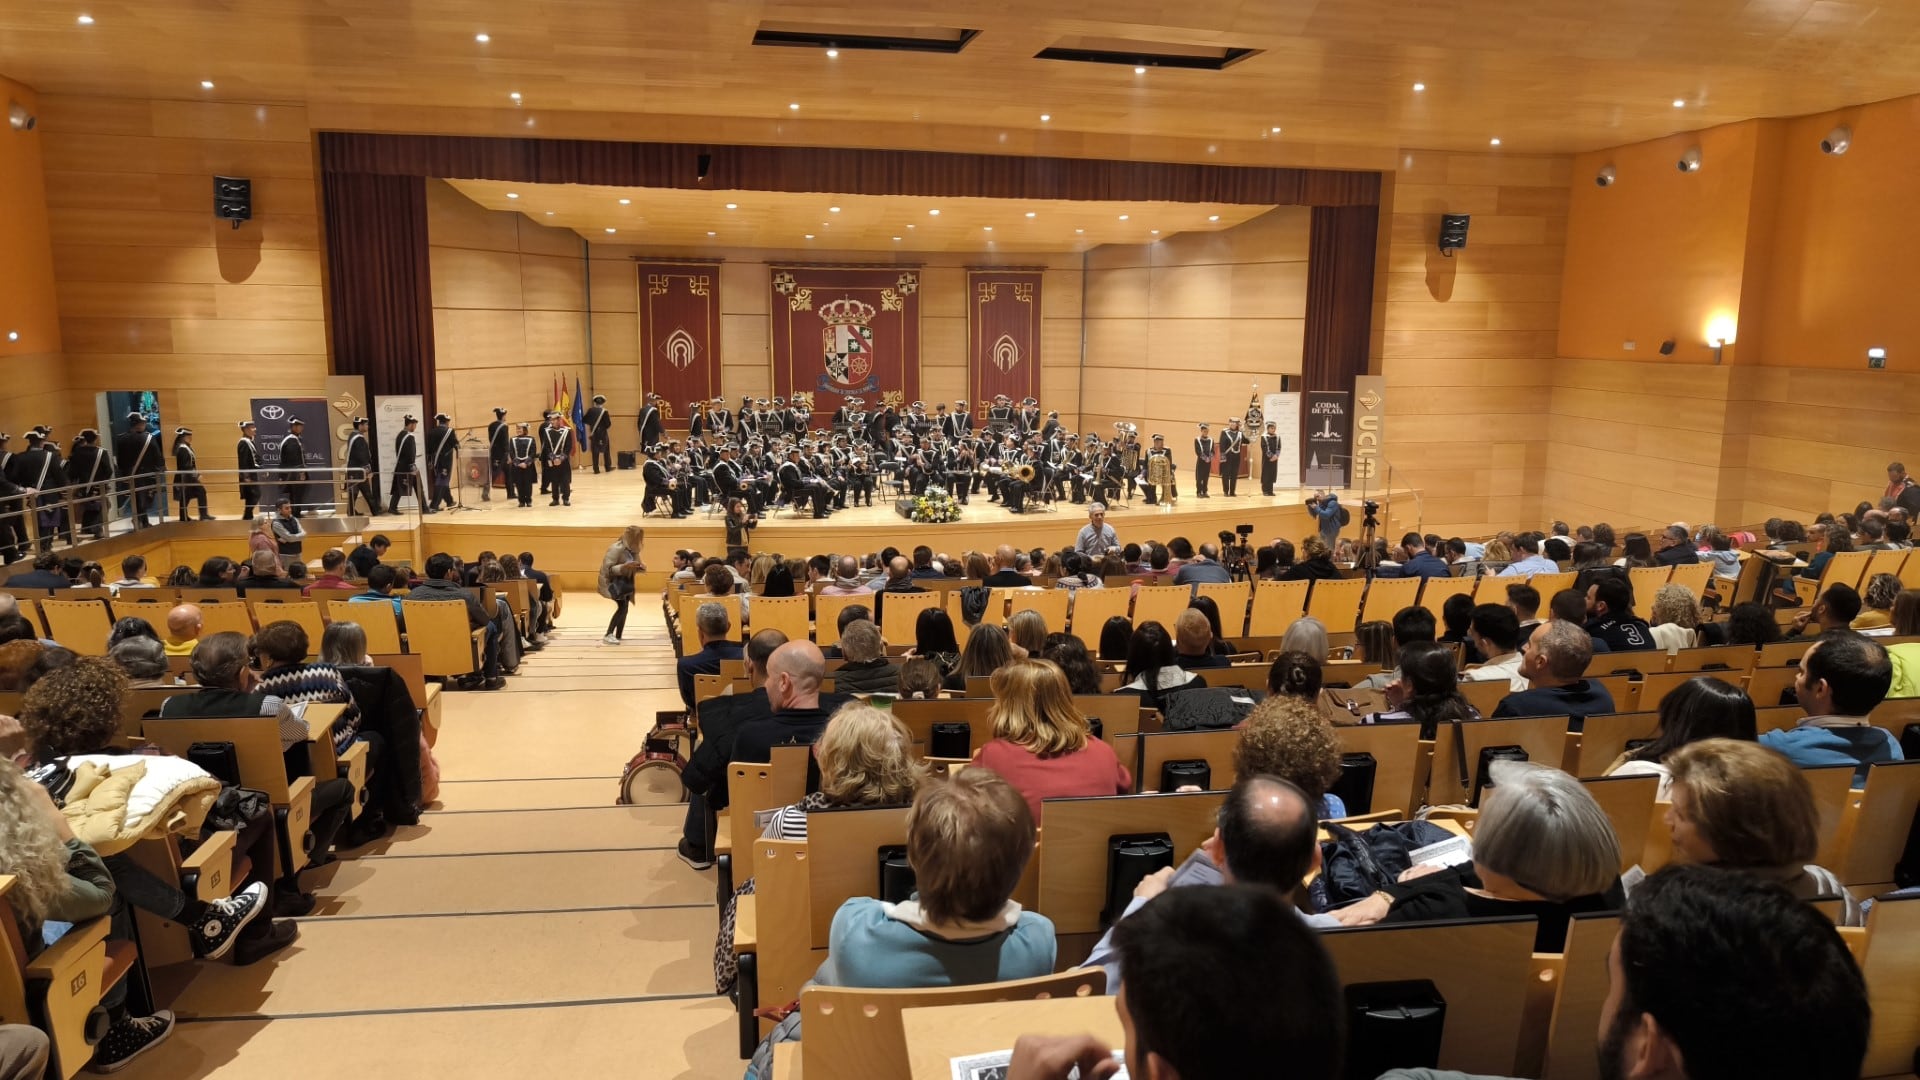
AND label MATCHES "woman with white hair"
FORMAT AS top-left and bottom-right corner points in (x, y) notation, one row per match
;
(1333, 760), (1623, 949)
